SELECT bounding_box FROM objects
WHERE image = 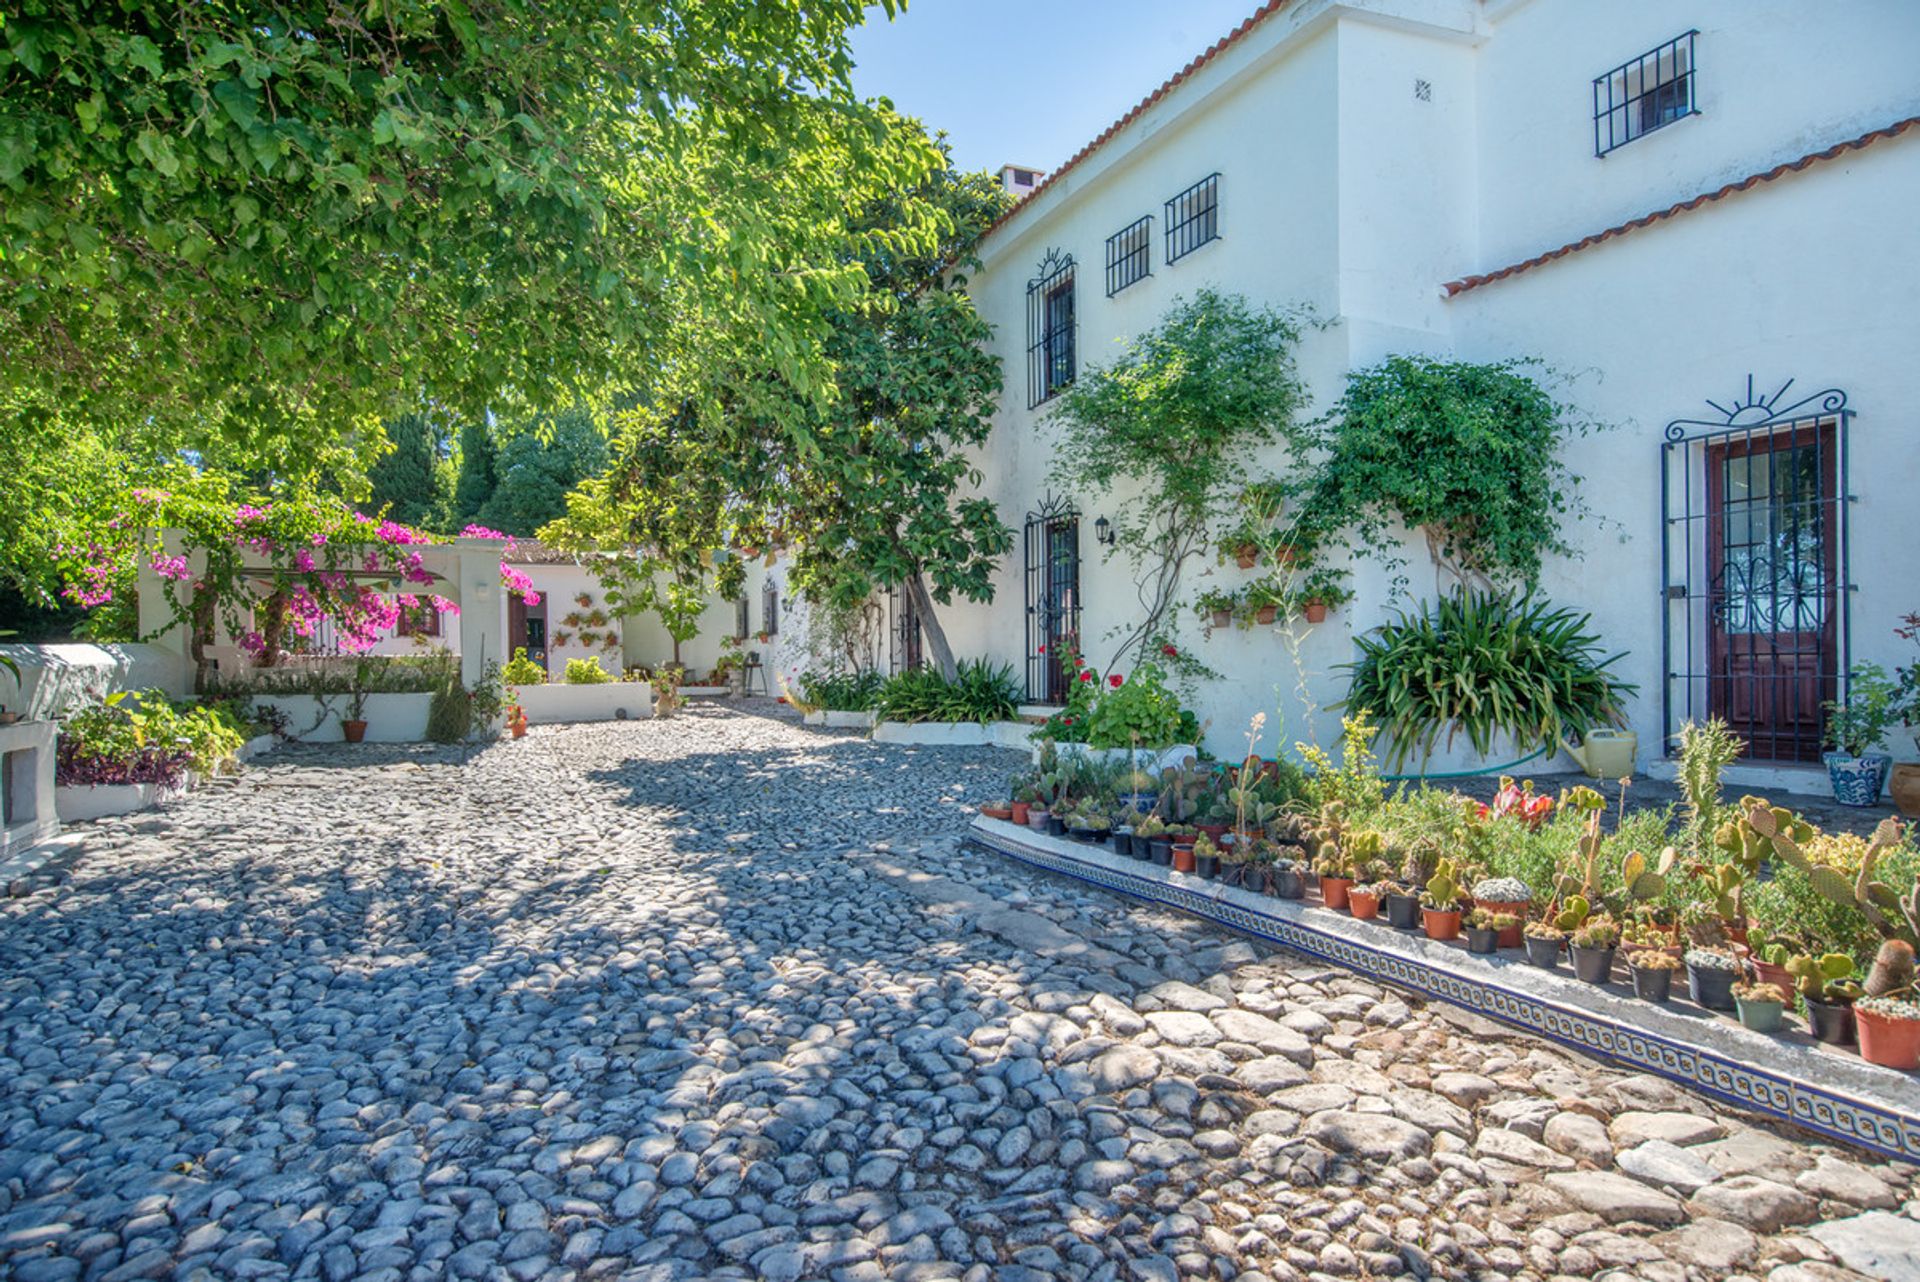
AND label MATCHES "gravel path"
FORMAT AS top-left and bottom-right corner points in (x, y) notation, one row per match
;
(2, 702), (1916, 1282)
